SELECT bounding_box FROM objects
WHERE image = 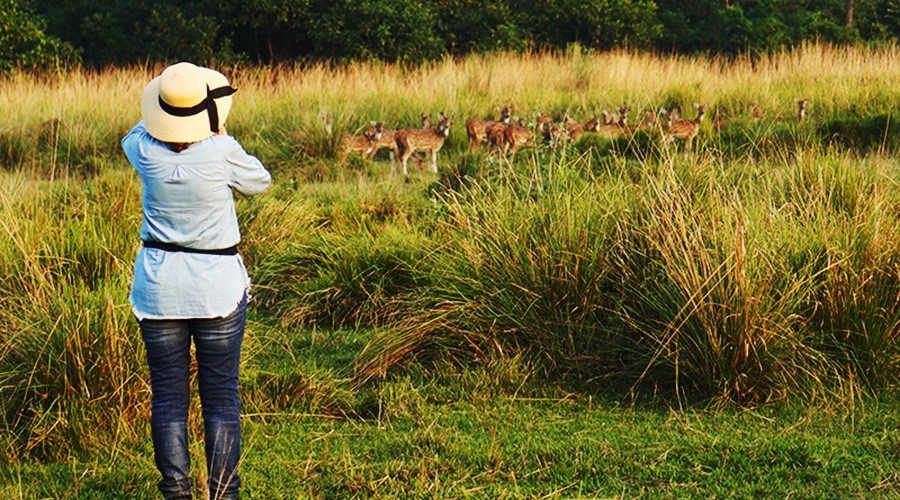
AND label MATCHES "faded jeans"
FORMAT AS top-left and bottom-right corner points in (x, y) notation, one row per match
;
(139, 294), (246, 500)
